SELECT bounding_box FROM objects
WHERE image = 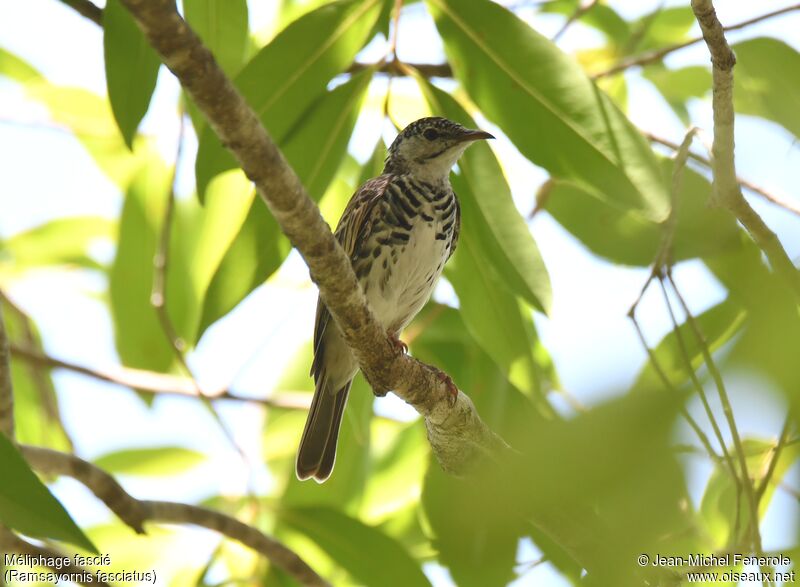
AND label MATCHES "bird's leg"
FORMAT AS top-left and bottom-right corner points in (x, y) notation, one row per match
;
(431, 367), (459, 406)
(387, 330), (408, 354)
